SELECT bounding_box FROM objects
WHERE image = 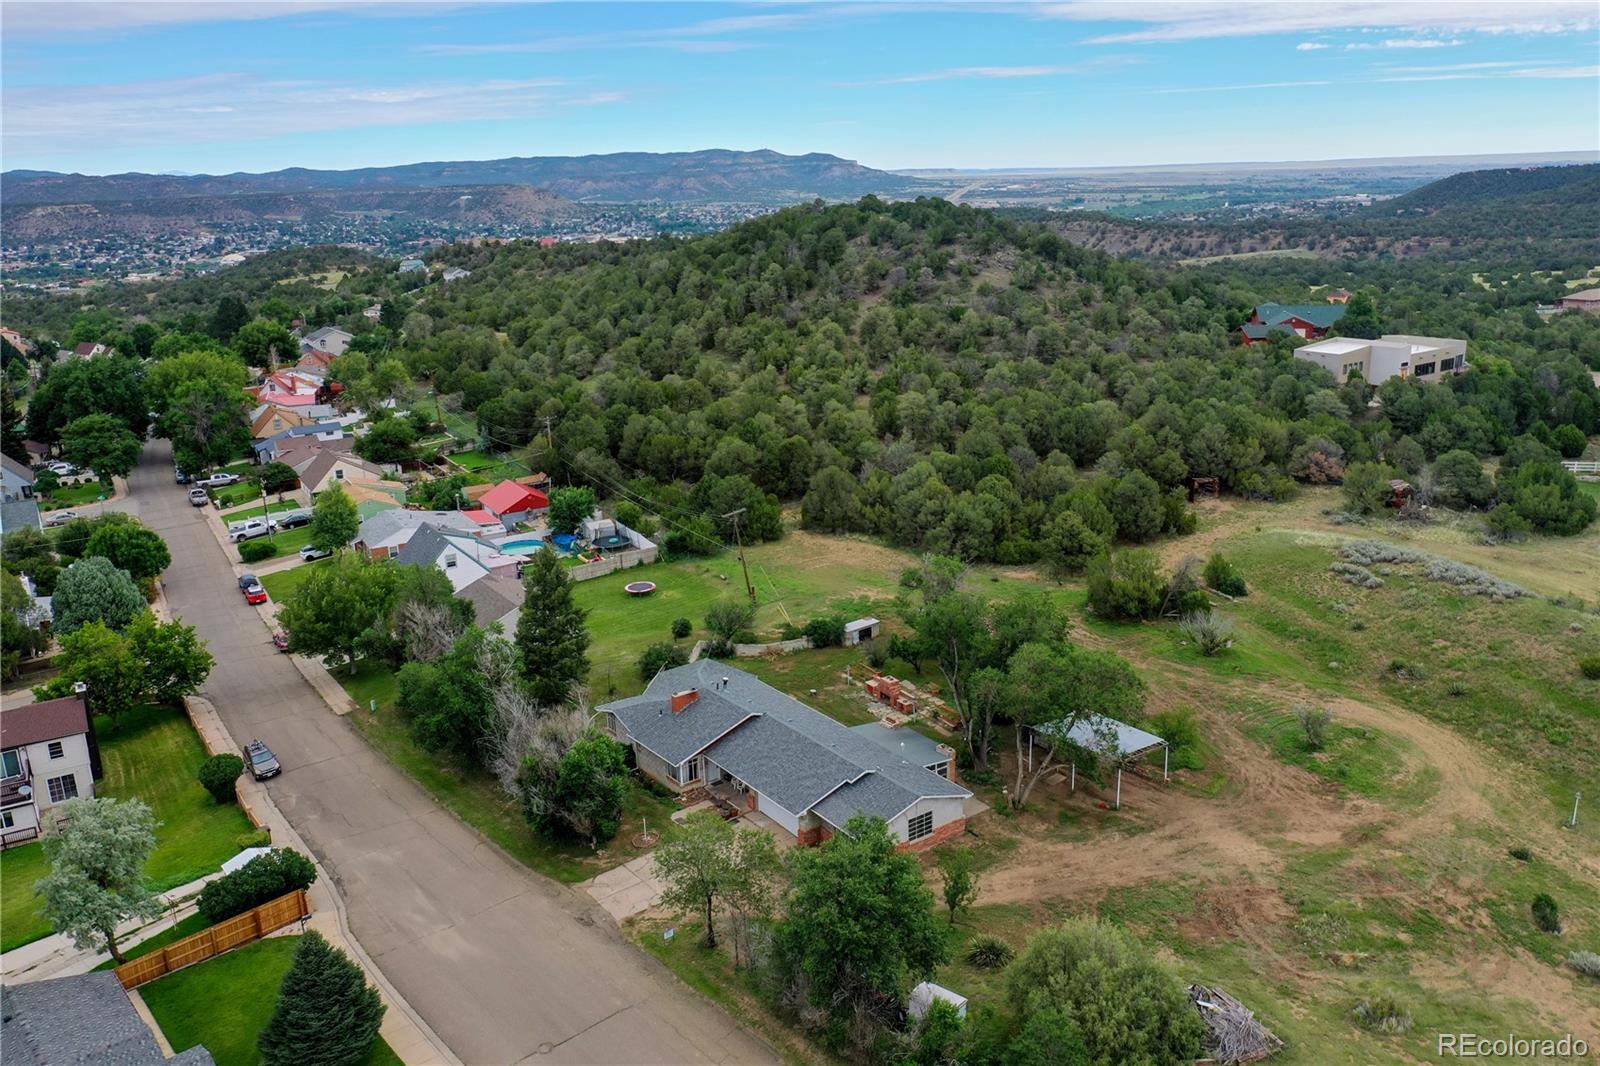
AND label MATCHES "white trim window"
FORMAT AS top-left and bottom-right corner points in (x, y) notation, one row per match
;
(907, 811), (934, 842)
(46, 774), (79, 803)
(1, 810), (14, 828)
(47, 741), (64, 760)
(1, 749), (20, 778)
